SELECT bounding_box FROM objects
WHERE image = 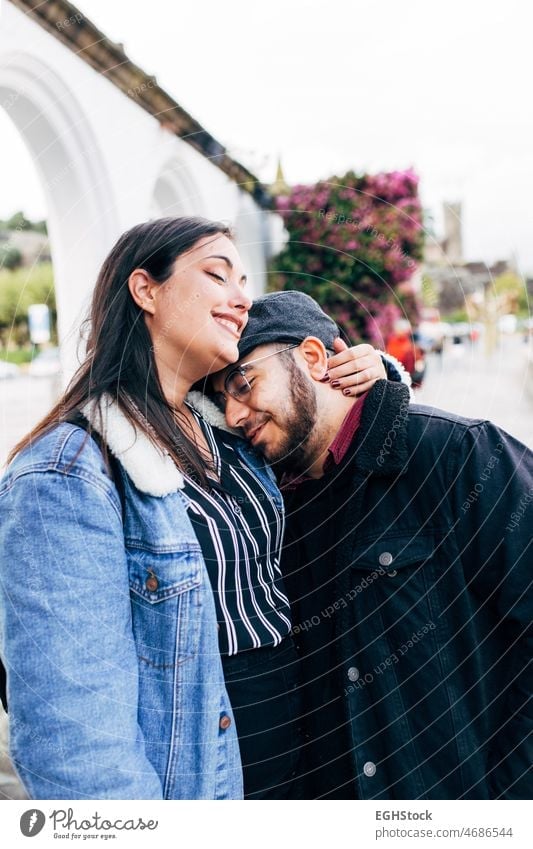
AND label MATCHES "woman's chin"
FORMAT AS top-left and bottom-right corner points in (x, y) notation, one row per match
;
(205, 342), (239, 374)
